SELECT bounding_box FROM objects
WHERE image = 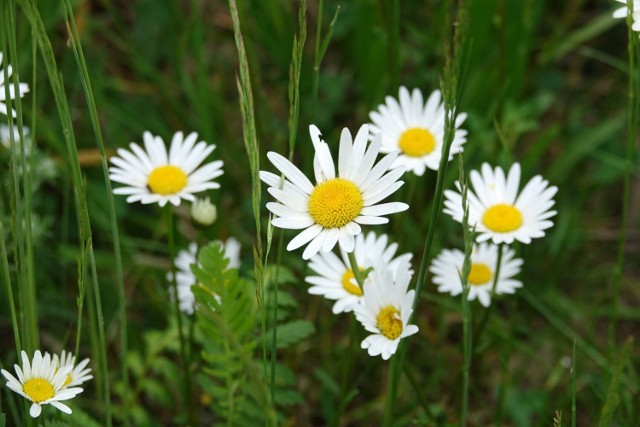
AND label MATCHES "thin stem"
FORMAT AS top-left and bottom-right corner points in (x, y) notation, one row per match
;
(609, 0), (639, 354)
(74, 241), (87, 364)
(403, 363), (436, 422)
(2, 1), (37, 354)
(473, 243), (504, 343)
(166, 206), (194, 424)
(311, 1), (340, 121)
(269, 232), (285, 408)
(347, 251), (367, 287)
(571, 339), (577, 427)
(87, 243), (113, 427)
(311, 0), (323, 118)
(333, 315), (358, 427)
(0, 200), (21, 353)
(459, 155), (474, 426)
(383, 3), (470, 421)
(60, 1), (129, 420)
